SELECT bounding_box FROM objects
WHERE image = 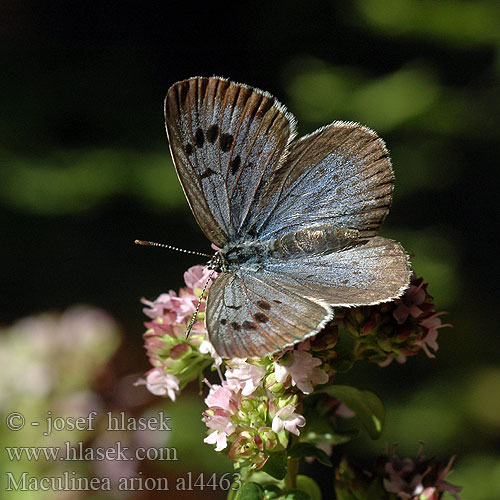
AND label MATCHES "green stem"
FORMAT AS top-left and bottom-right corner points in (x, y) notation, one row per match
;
(284, 455), (299, 490)
(284, 430), (300, 490)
